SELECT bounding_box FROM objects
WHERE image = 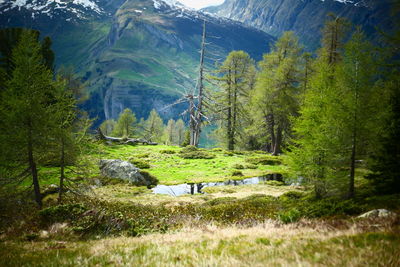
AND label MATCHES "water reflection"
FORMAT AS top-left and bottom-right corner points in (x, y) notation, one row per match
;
(151, 174), (284, 196)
